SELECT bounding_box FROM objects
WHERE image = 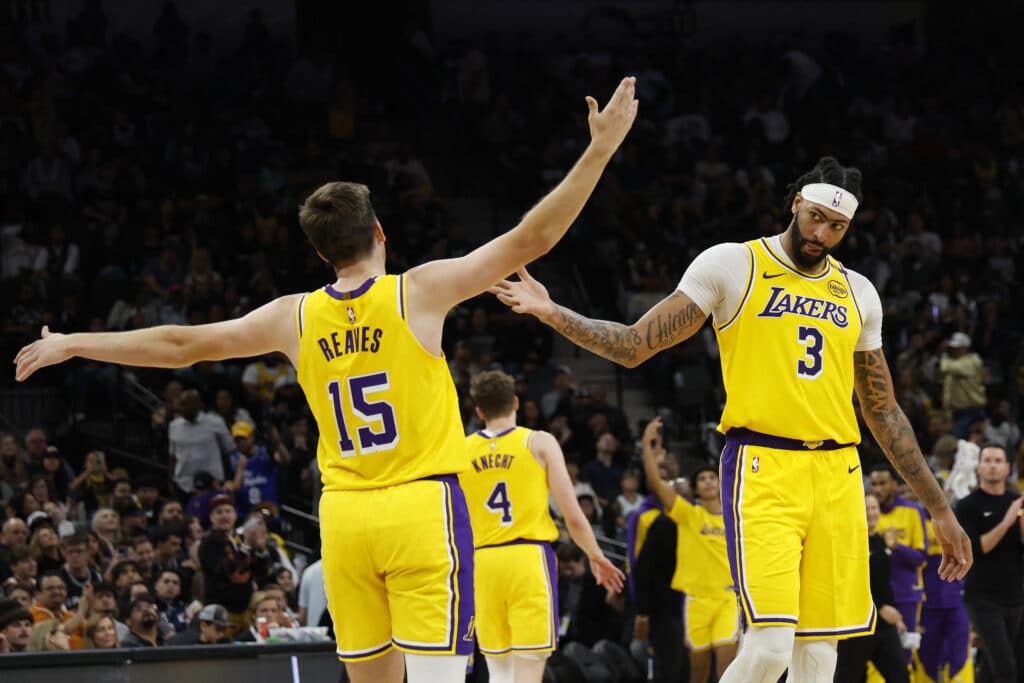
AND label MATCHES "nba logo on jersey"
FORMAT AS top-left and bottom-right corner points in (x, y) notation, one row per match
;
(347, 306), (356, 324)
(831, 190), (843, 208)
(751, 456), (760, 473)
